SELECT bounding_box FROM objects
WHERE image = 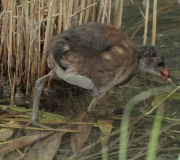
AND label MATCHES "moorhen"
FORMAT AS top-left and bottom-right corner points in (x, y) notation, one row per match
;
(31, 23), (170, 127)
